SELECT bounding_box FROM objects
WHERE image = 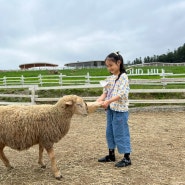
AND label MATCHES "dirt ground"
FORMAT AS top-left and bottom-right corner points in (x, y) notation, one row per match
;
(0, 109), (185, 185)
